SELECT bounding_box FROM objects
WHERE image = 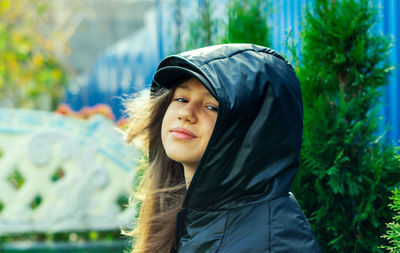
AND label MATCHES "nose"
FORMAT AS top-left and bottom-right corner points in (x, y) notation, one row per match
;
(178, 104), (197, 123)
